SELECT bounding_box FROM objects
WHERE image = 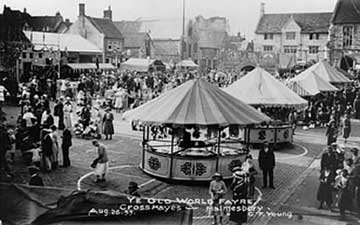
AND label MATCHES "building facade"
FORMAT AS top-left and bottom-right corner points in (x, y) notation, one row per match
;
(186, 15), (229, 71)
(113, 21), (154, 59)
(66, 4), (124, 66)
(254, 4), (332, 64)
(328, 0), (360, 71)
